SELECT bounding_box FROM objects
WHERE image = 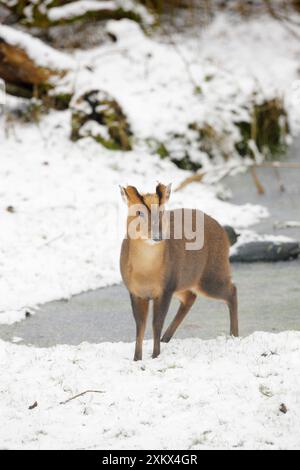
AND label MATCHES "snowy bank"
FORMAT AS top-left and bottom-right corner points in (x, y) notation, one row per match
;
(1, 332), (300, 450)
(67, 16), (299, 165)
